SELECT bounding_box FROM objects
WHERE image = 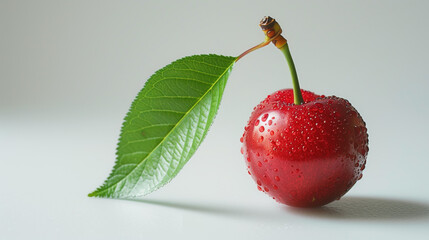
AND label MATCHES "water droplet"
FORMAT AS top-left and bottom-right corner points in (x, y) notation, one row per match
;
(256, 152), (260, 157)
(257, 161), (262, 167)
(358, 173), (363, 180)
(257, 186), (262, 191)
(254, 119), (260, 126)
(259, 126), (265, 132)
(310, 106), (318, 112)
(261, 113), (269, 122)
(274, 176), (280, 181)
(268, 120), (272, 126)
(247, 157), (250, 162)
(264, 187), (269, 192)
(248, 171), (251, 175)
(263, 158), (268, 162)
(240, 147), (244, 154)
(273, 184), (278, 190)
(270, 130), (275, 136)
(359, 147), (366, 156)
(275, 140), (281, 146)
(257, 180), (262, 186)
(240, 137), (244, 143)
(273, 168), (278, 172)
(258, 136), (264, 142)
(289, 190), (297, 197)
(335, 112), (341, 118)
